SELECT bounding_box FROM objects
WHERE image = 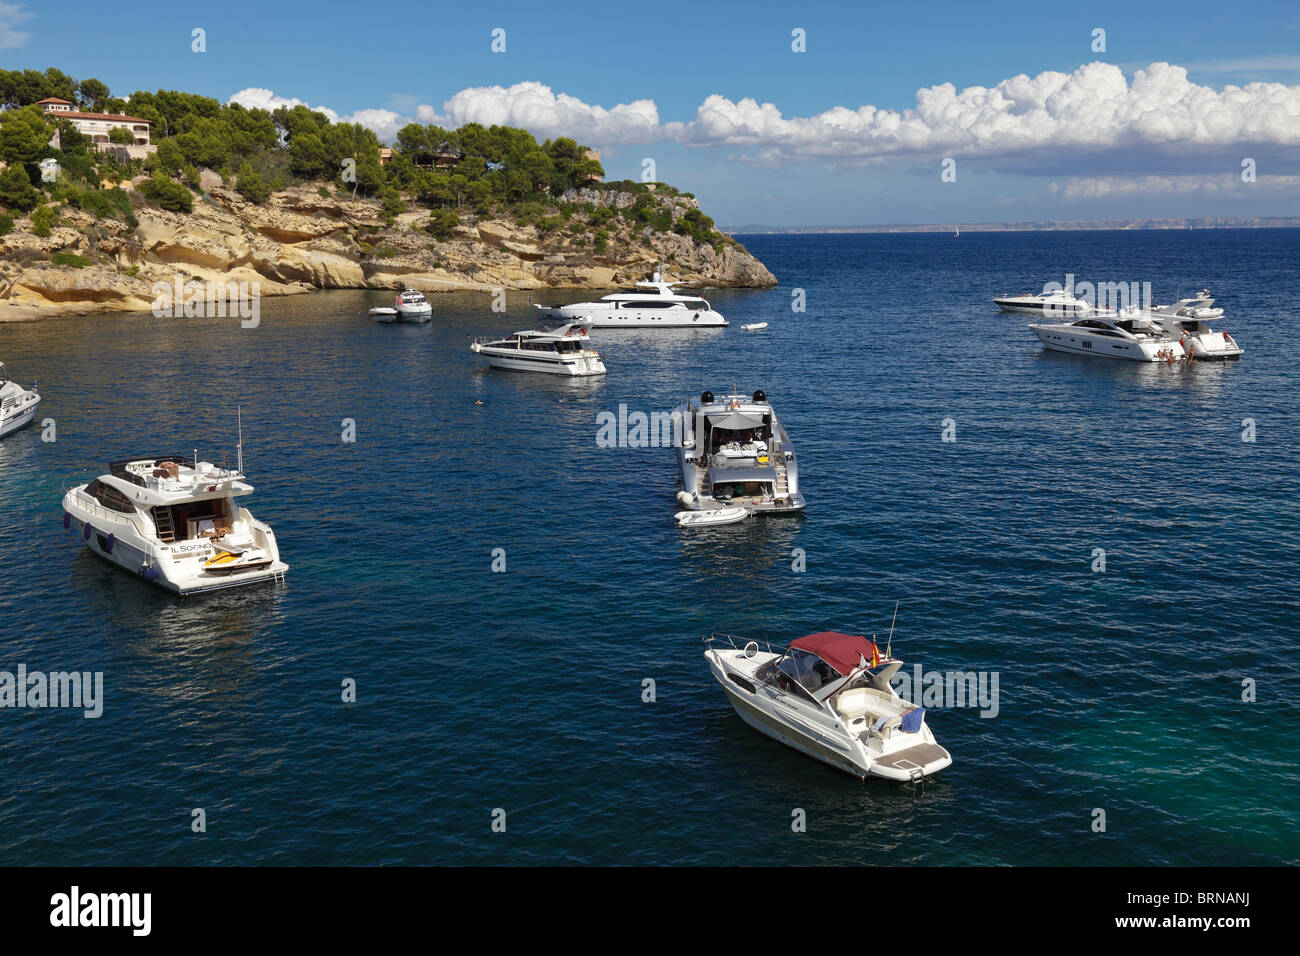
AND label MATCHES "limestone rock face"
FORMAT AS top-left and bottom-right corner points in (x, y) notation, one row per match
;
(2, 182), (776, 319)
